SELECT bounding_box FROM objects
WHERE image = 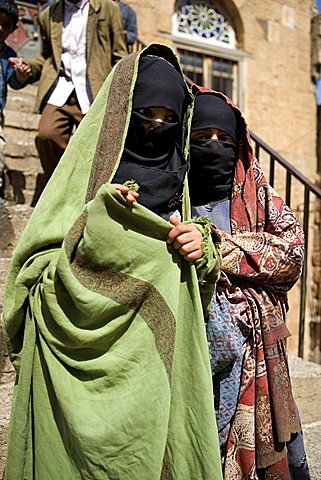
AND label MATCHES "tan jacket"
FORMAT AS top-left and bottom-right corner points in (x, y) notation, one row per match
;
(29, 0), (128, 113)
